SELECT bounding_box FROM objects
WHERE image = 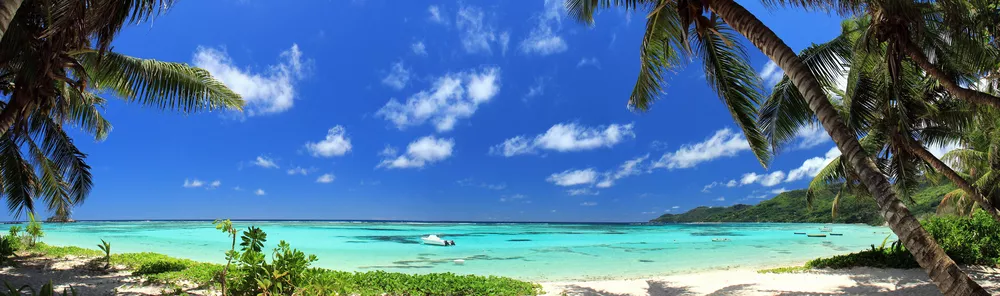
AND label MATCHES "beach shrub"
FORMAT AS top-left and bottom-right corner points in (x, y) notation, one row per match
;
(806, 239), (918, 269)
(299, 270), (544, 296)
(0, 236), (15, 265)
(225, 225), (317, 296)
(25, 213), (43, 247)
(922, 210), (1000, 265)
(1, 281), (77, 296)
(97, 239), (111, 269)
